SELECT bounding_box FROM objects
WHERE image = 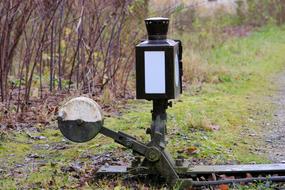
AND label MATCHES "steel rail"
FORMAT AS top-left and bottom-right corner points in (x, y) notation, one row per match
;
(191, 176), (285, 186)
